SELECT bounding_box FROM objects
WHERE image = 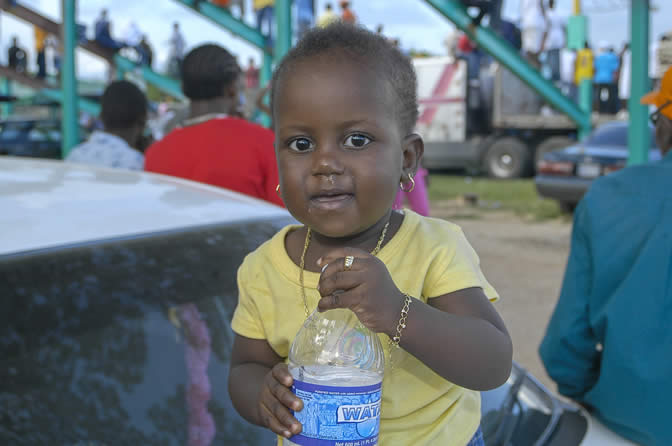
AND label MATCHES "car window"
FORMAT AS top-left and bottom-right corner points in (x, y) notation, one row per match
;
(0, 122), (31, 141)
(32, 122), (61, 142)
(586, 125), (628, 147)
(27, 128), (49, 142)
(0, 217), (292, 444)
(587, 124), (658, 149)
